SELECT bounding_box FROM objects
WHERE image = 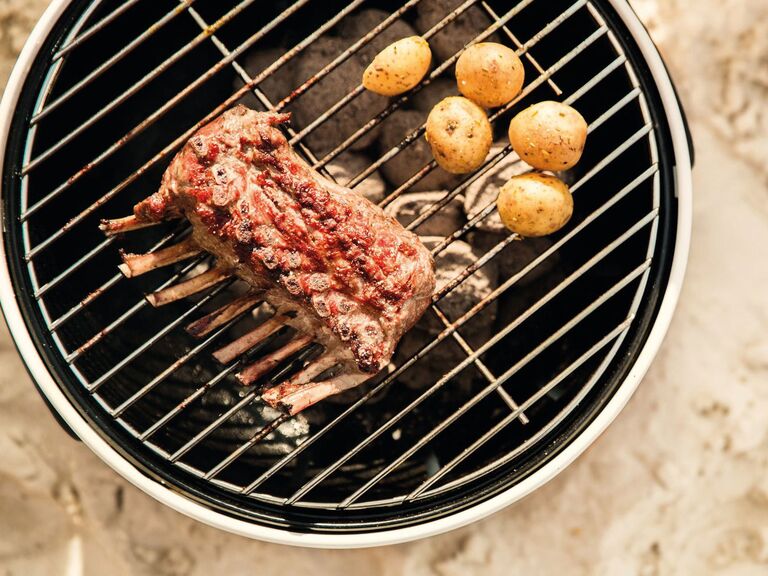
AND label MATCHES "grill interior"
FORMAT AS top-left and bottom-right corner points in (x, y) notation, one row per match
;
(2, 0), (677, 531)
